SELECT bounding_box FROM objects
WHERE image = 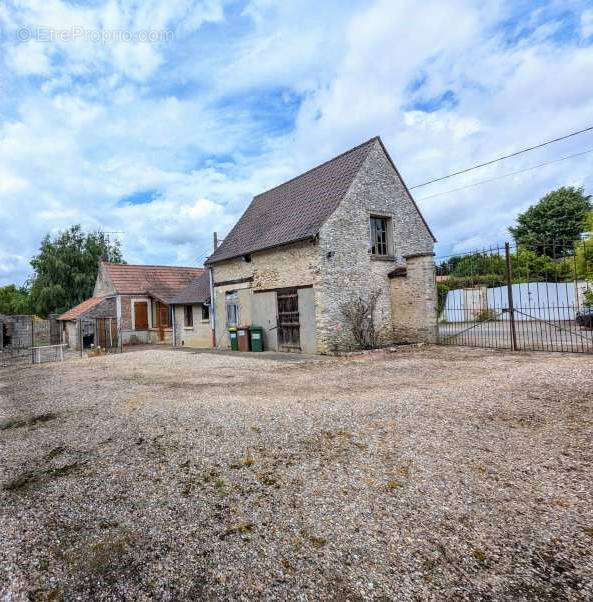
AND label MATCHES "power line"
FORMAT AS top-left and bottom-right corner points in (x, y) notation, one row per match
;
(416, 147), (593, 201)
(410, 125), (593, 190)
